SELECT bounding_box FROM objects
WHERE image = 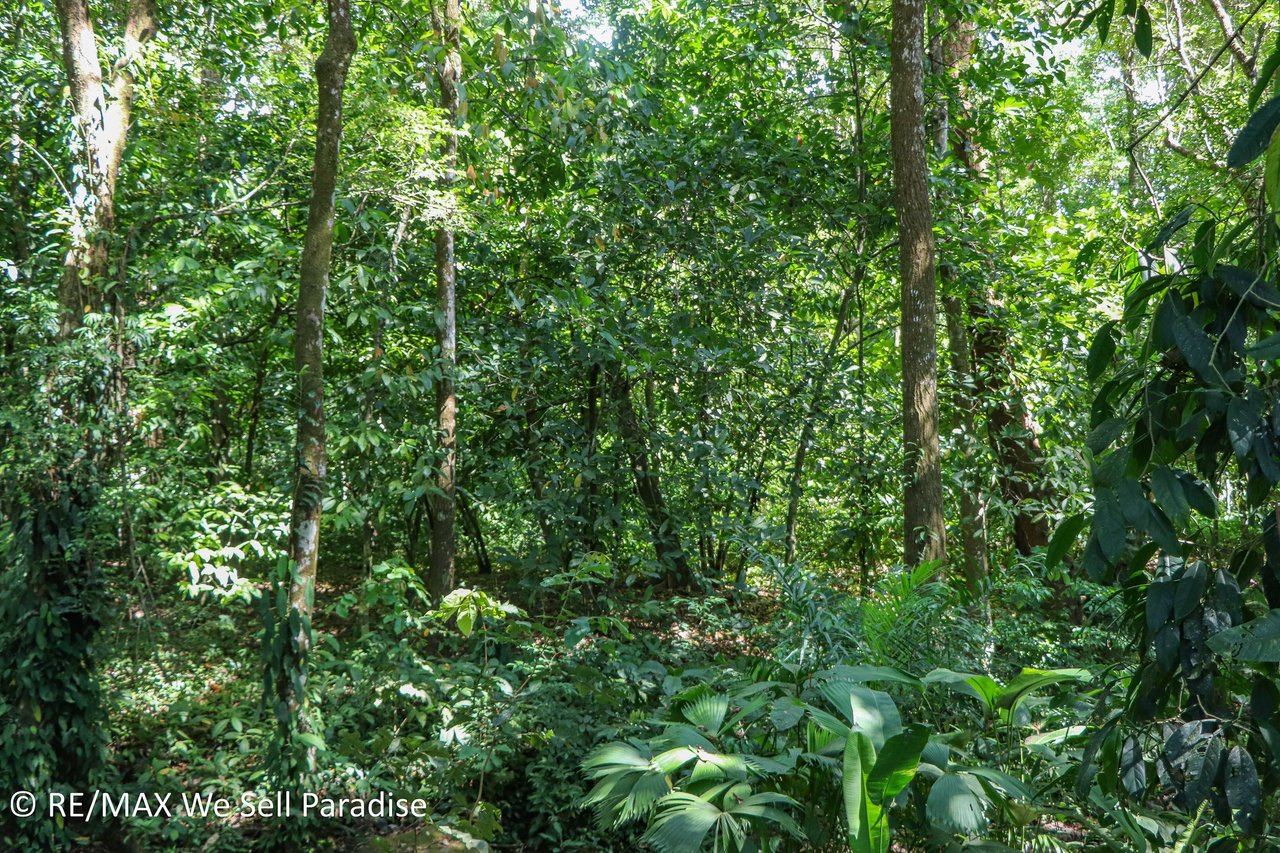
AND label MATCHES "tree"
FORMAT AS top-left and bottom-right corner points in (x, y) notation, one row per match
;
(429, 0), (461, 600)
(53, 0), (157, 337)
(890, 0), (945, 566)
(286, 0), (355, 658)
